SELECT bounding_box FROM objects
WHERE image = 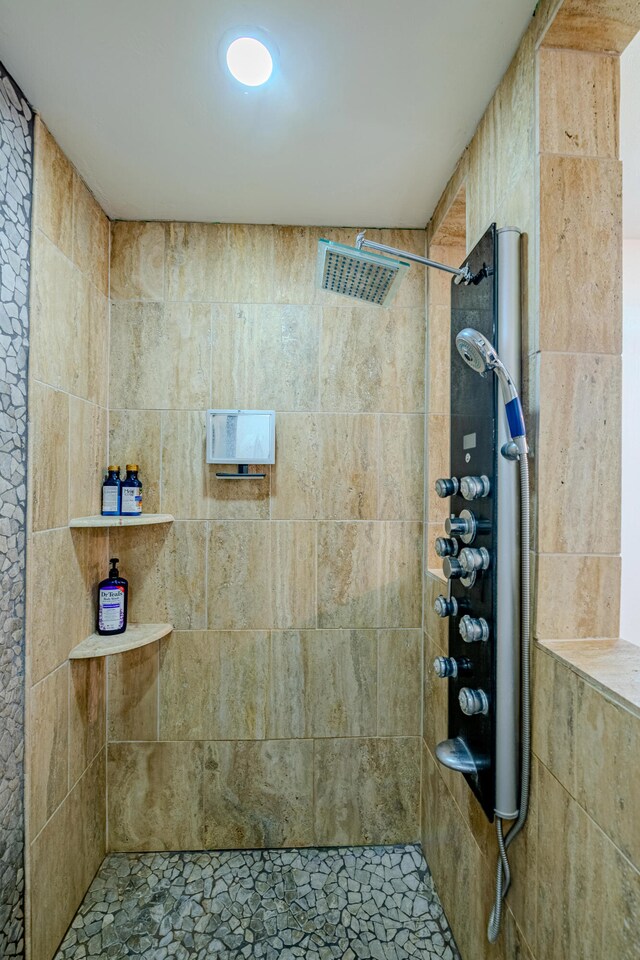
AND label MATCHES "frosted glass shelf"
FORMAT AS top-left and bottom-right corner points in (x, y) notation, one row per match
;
(69, 623), (173, 659)
(69, 513), (174, 529)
